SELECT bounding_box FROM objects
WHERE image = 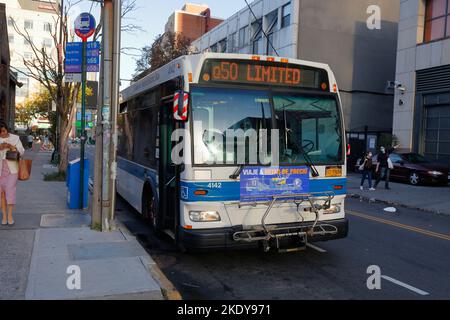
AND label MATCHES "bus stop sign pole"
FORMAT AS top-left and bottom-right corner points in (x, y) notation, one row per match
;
(80, 39), (87, 209)
(75, 13), (96, 209)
